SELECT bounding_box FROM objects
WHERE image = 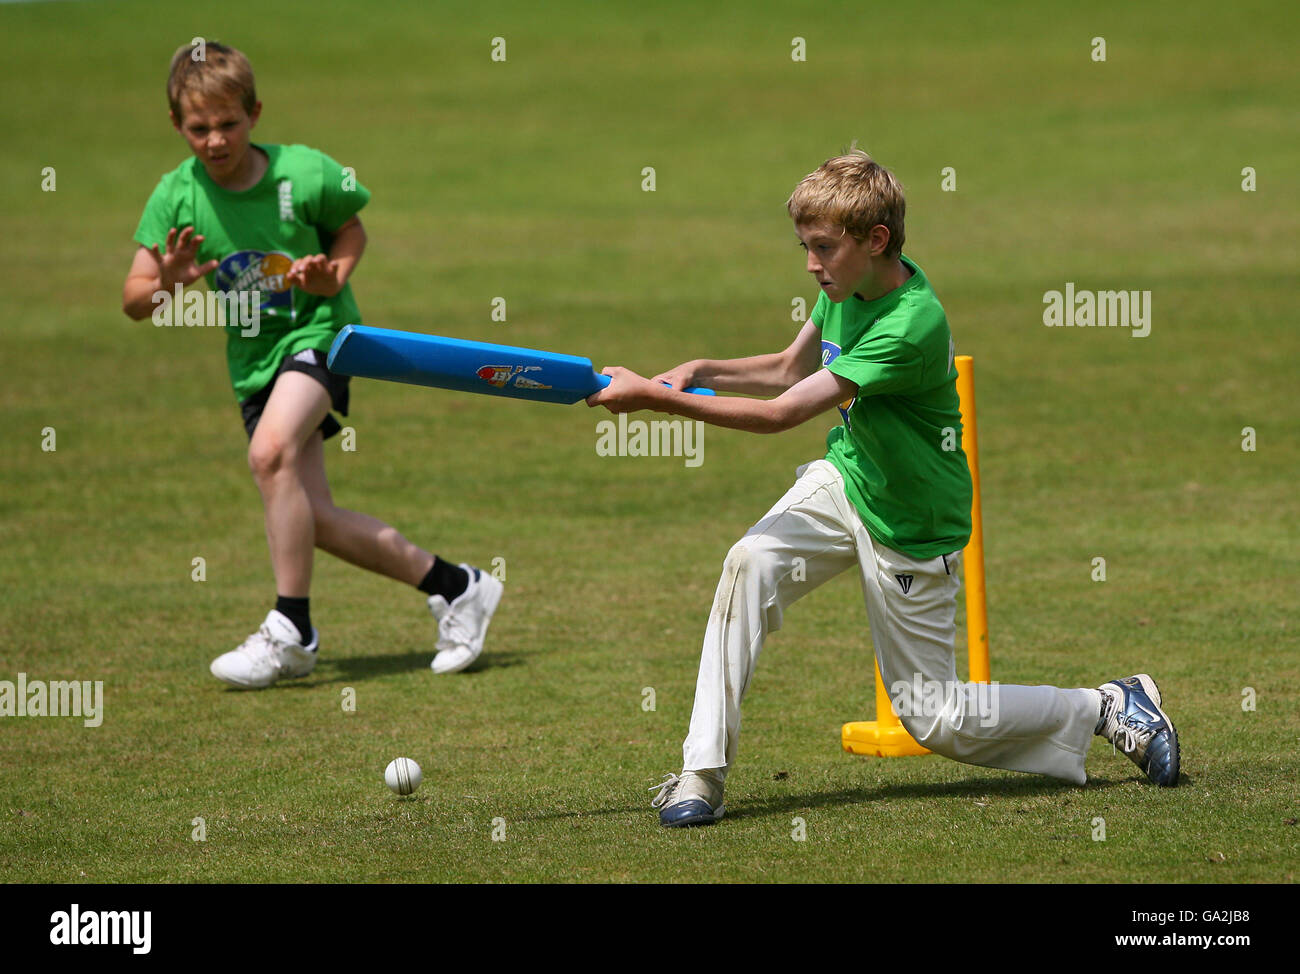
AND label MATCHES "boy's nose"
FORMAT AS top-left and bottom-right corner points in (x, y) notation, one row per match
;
(806, 253), (821, 274)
